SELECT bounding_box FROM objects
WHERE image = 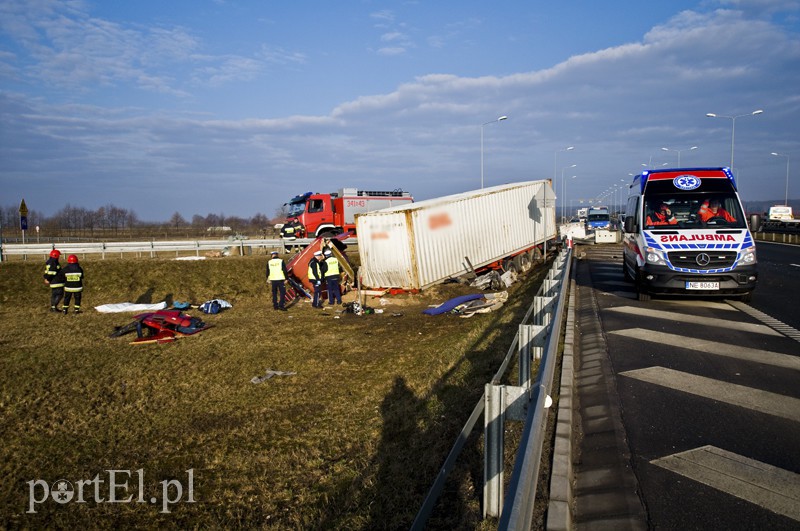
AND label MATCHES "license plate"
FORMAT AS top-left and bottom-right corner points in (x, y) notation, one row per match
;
(686, 281), (719, 290)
